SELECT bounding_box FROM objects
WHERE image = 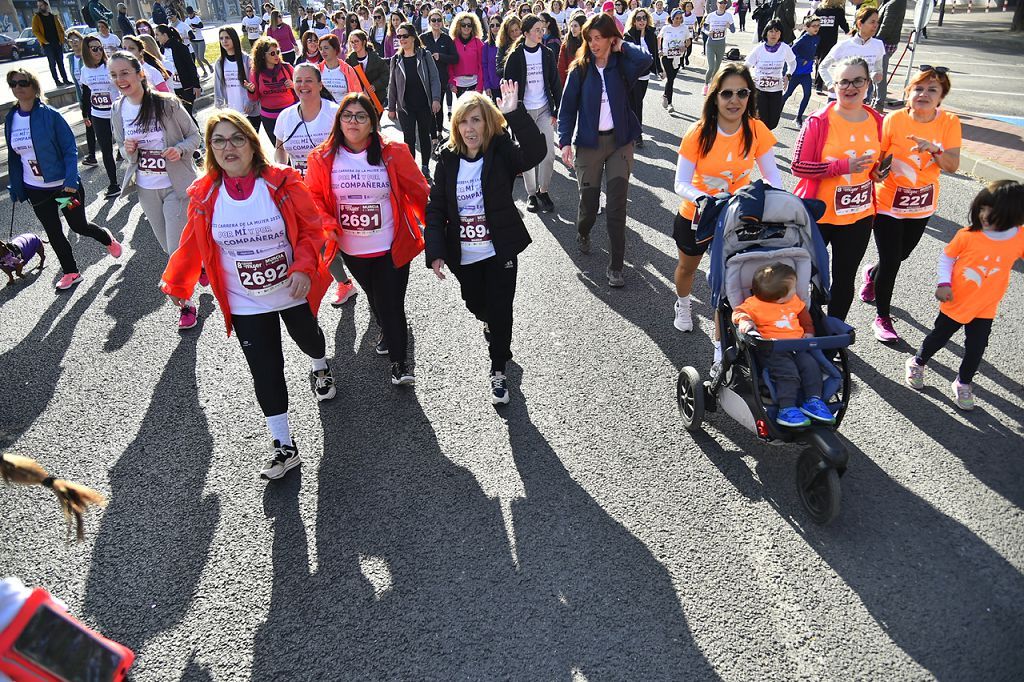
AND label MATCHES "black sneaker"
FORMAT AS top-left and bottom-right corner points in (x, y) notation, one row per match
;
(421, 165), (431, 181)
(82, 155), (99, 167)
(635, 138), (644, 149)
(538, 192), (554, 213)
(576, 232), (591, 254)
(375, 331), (389, 356)
(309, 366), (336, 401)
(526, 195), (540, 212)
(260, 439), (301, 480)
(490, 371), (510, 405)
(391, 362), (415, 386)
(104, 184), (121, 199)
